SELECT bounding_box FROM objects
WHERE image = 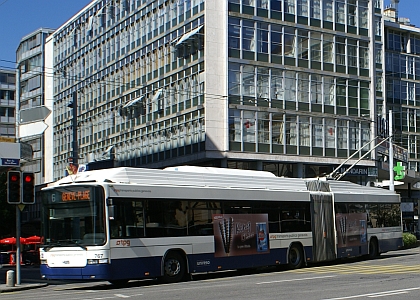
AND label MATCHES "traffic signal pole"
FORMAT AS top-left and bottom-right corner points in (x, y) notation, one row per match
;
(6, 170), (34, 285)
(16, 205), (21, 285)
